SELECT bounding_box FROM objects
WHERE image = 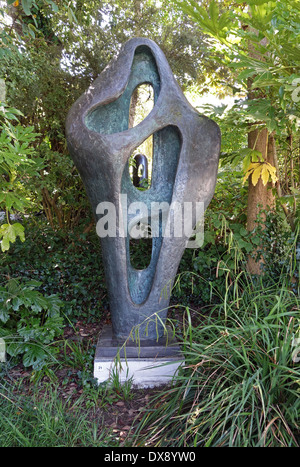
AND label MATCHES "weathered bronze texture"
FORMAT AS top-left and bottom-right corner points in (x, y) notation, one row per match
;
(66, 38), (220, 340)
